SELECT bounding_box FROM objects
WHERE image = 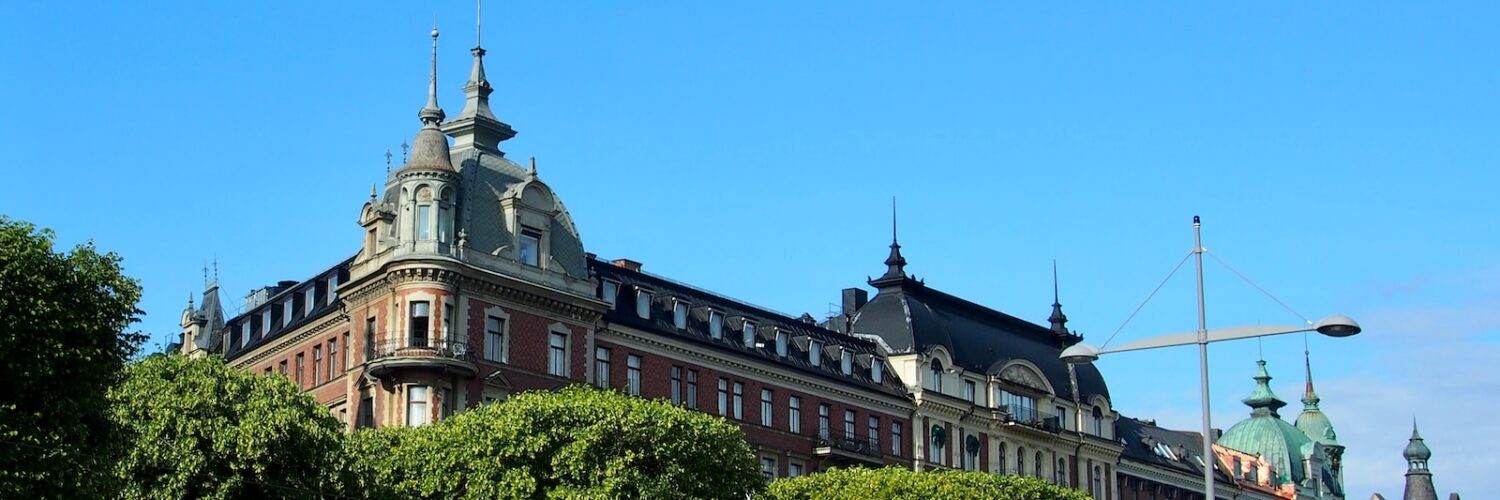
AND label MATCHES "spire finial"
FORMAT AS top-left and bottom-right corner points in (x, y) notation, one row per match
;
(1052, 259), (1060, 305)
(891, 196), (898, 245)
(1048, 260), (1070, 336)
(872, 196), (908, 283)
(202, 263), (209, 289)
(385, 148), (393, 173)
(528, 156), (537, 177)
(370, 184), (378, 200)
(475, 0), (483, 47)
(418, 23), (446, 125)
(401, 142), (410, 163)
(210, 258), (219, 287)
